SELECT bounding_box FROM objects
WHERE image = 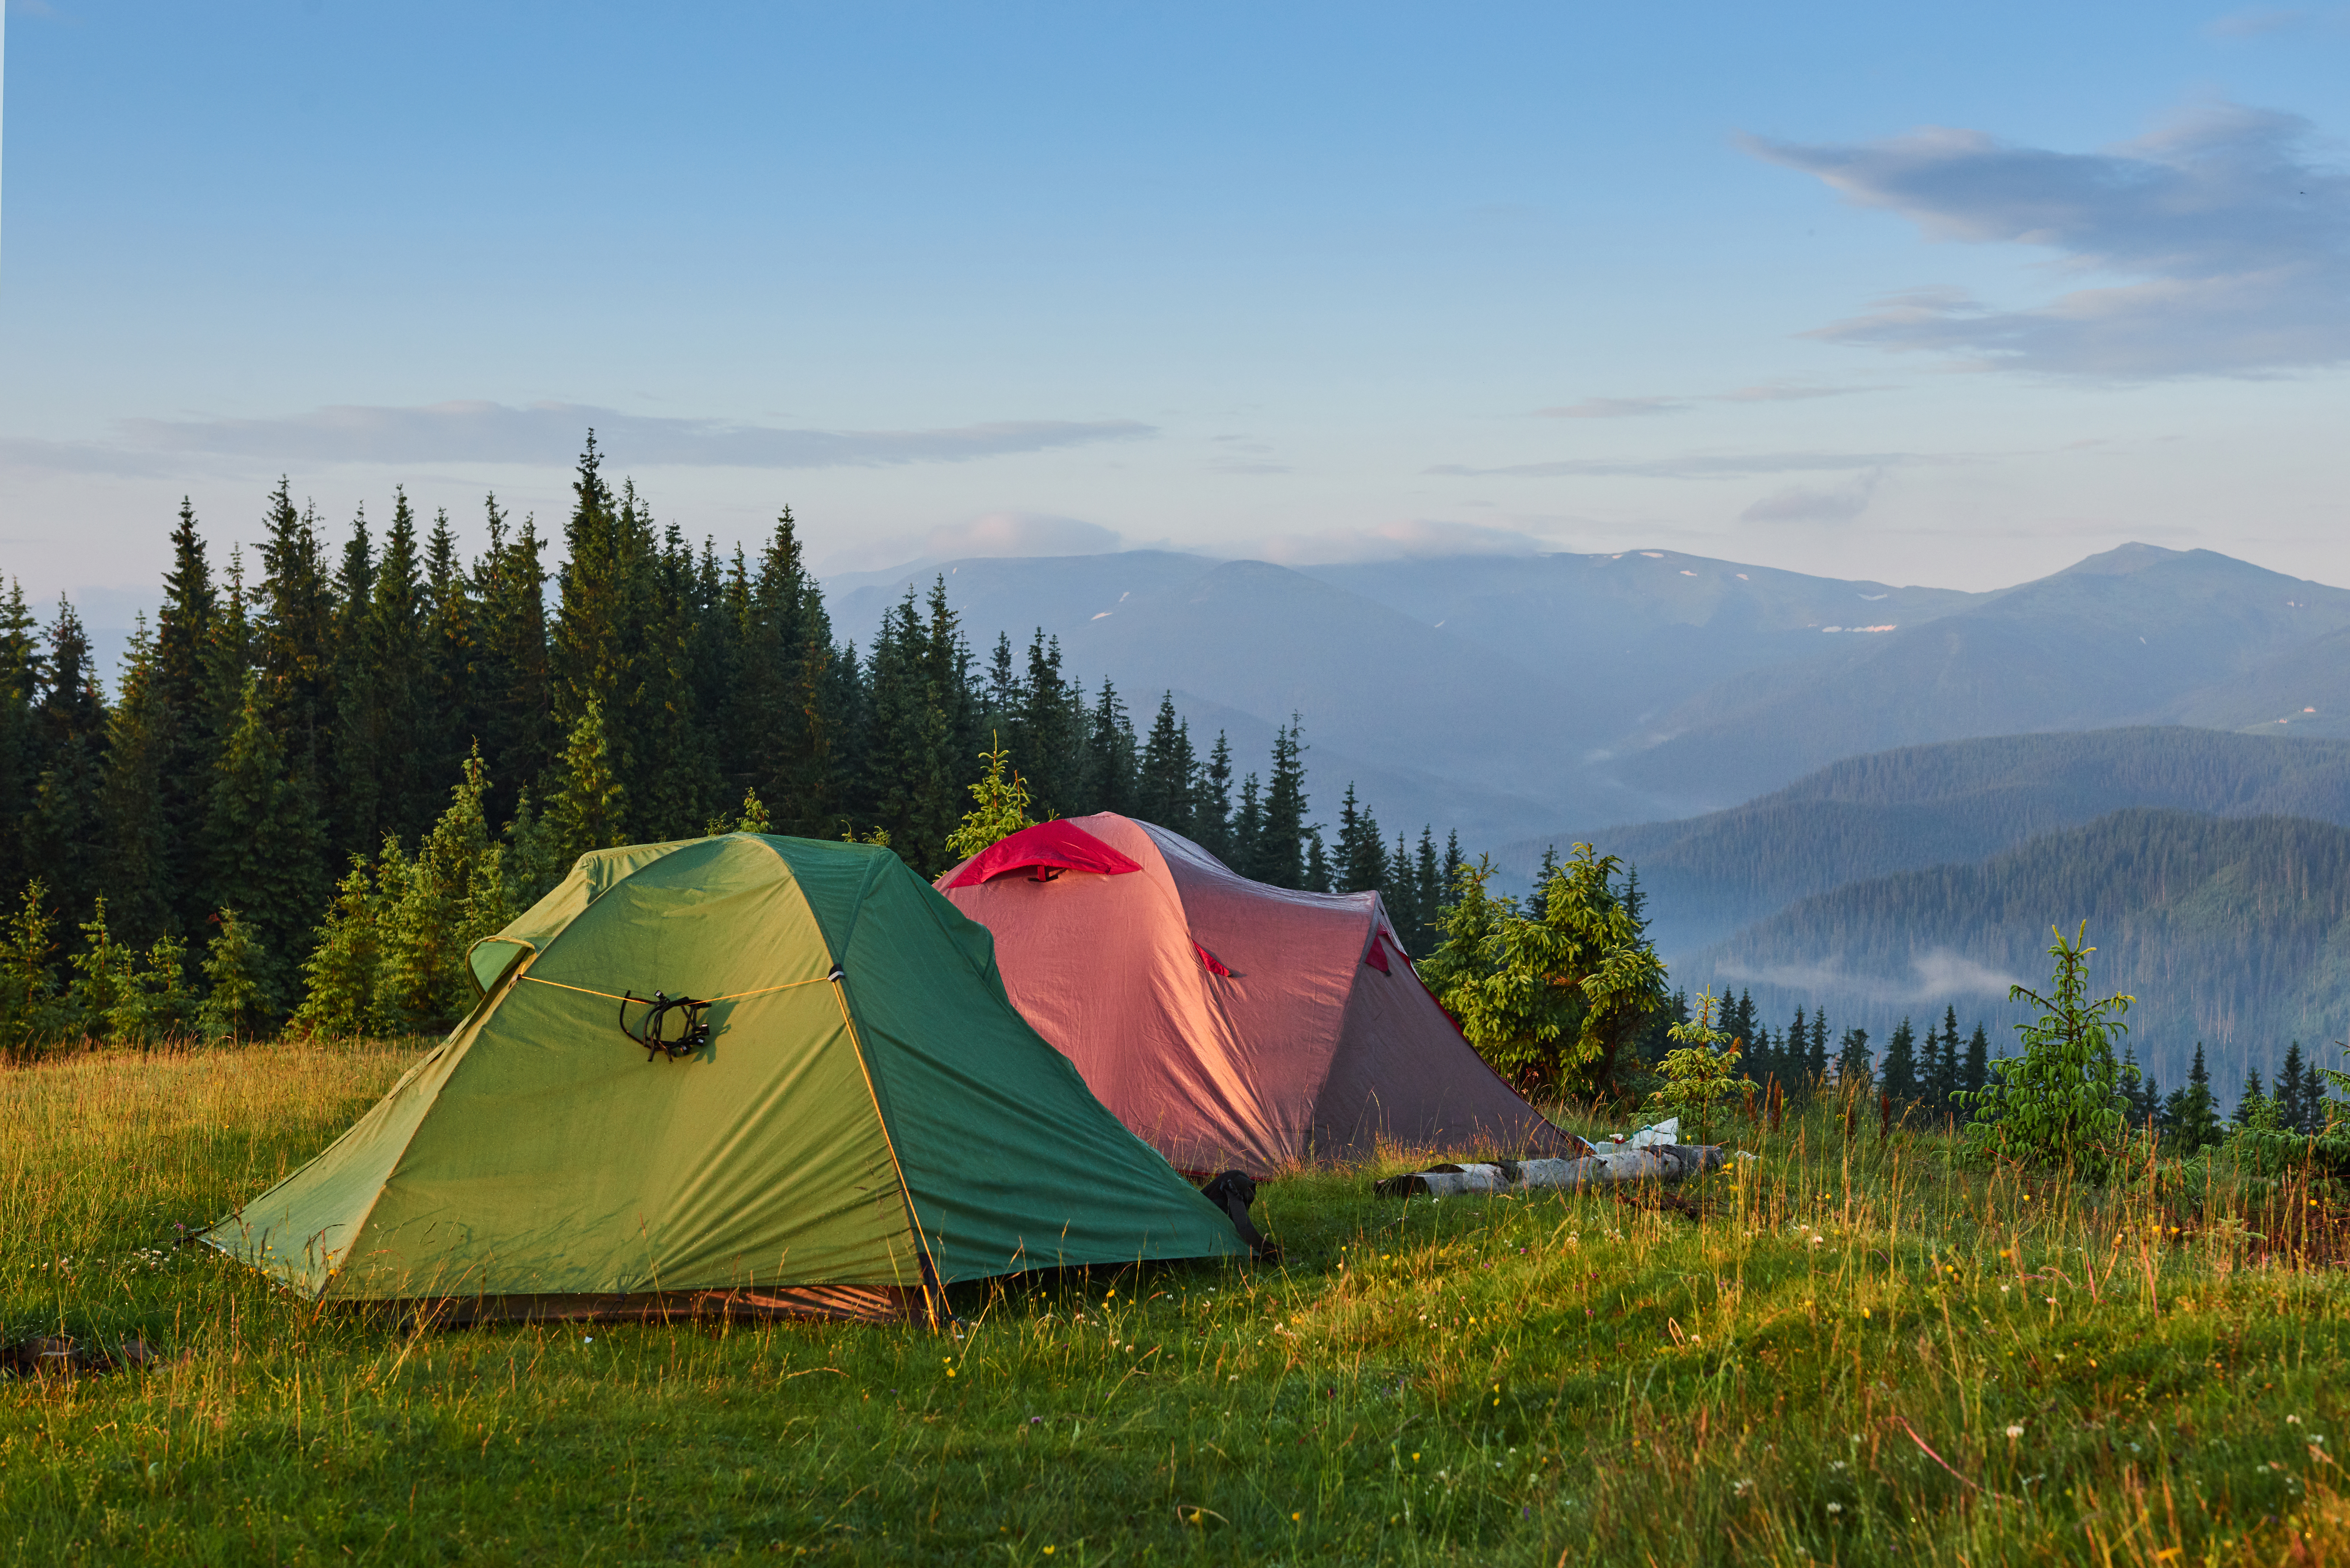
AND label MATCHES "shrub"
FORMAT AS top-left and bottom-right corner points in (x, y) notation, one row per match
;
(1958, 923), (2138, 1179)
